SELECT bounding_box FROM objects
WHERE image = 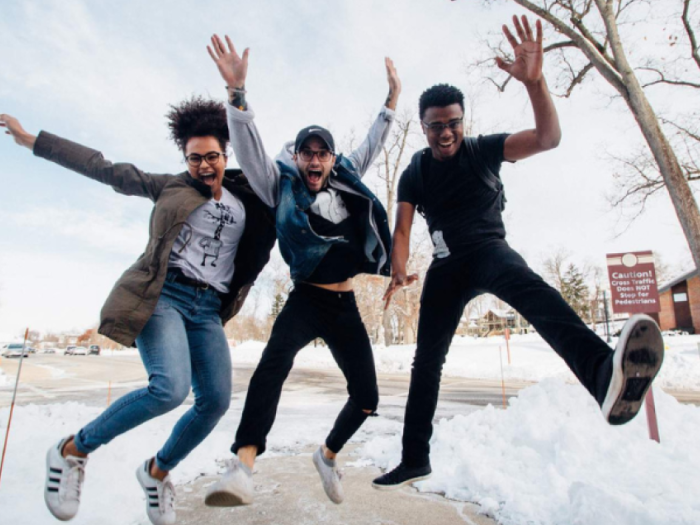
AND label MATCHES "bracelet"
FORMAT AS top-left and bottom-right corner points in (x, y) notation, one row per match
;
(226, 85), (247, 94)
